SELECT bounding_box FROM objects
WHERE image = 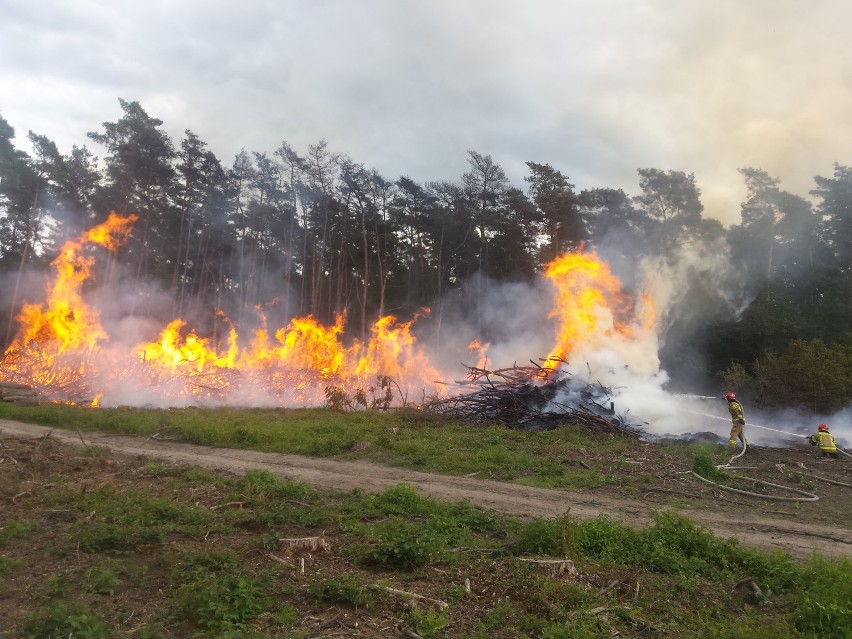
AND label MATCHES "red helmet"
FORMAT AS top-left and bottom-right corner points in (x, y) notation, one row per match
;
(818, 423), (829, 432)
(725, 392), (736, 401)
